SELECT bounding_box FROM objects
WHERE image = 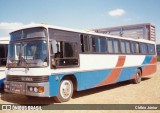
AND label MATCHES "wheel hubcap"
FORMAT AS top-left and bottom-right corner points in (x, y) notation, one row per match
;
(60, 80), (72, 99)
